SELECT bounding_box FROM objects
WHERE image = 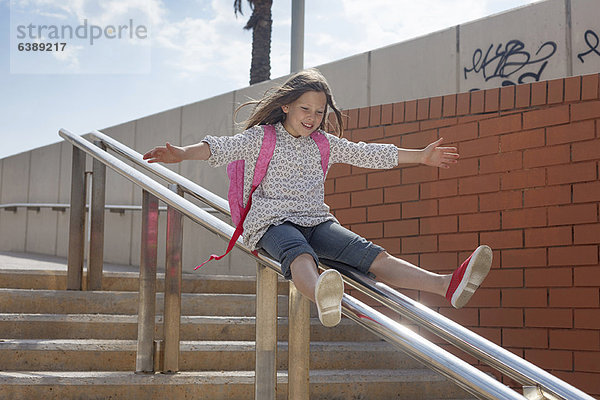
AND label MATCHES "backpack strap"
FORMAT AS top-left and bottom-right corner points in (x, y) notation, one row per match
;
(310, 131), (330, 180)
(252, 125), (277, 188)
(226, 160), (245, 226)
(195, 125), (276, 269)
